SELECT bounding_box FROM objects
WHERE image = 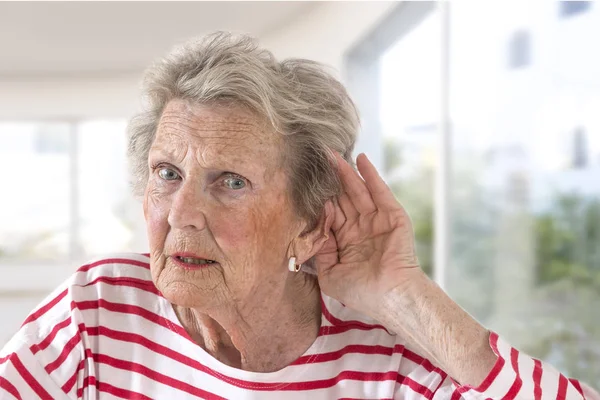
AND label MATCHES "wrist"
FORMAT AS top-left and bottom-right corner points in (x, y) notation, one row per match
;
(377, 271), (497, 386)
(375, 268), (434, 337)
